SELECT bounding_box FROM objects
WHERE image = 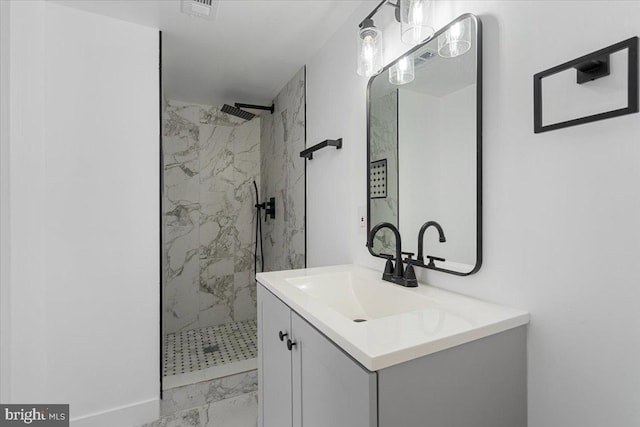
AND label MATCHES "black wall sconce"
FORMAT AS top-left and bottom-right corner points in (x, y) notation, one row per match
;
(533, 36), (638, 133)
